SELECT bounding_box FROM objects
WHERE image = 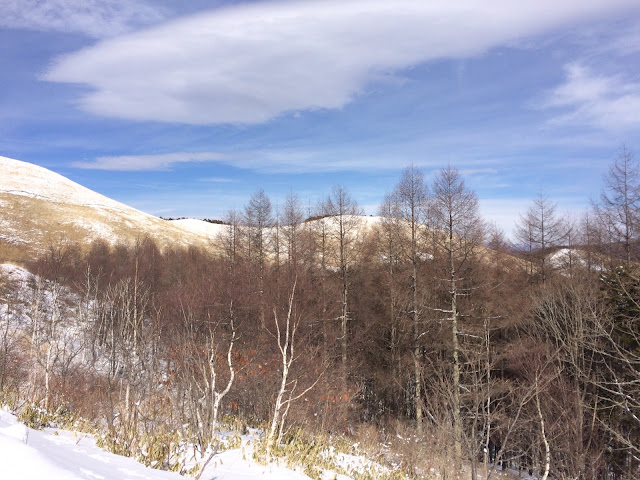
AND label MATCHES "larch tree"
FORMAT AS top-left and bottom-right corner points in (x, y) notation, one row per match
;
(376, 192), (403, 409)
(515, 194), (567, 284)
(384, 165), (429, 432)
(282, 191), (304, 274)
(245, 189), (273, 270)
(431, 166), (484, 472)
(596, 146), (640, 266)
(322, 185), (363, 382)
(245, 189), (273, 325)
(220, 209), (242, 267)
